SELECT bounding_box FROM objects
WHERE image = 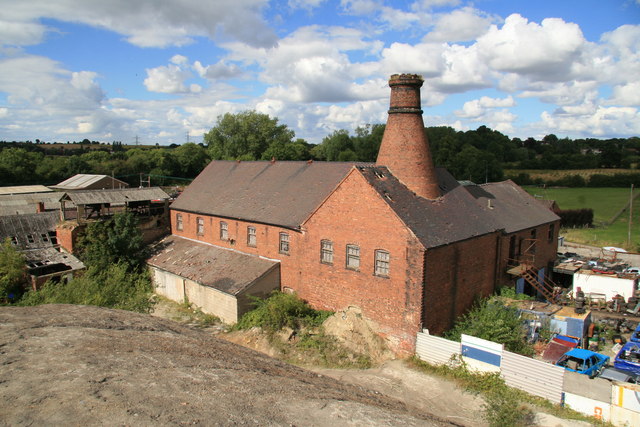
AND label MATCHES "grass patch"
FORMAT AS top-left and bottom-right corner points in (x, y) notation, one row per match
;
(408, 357), (609, 427)
(507, 169), (637, 181)
(524, 186), (640, 250)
